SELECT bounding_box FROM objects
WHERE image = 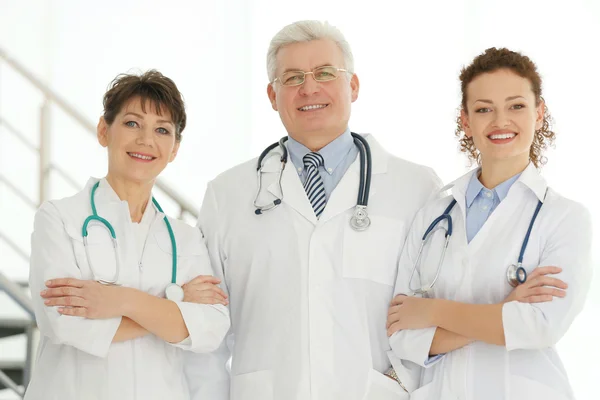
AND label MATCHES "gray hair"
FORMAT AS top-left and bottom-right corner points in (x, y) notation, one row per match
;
(267, 20), (355, 83)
